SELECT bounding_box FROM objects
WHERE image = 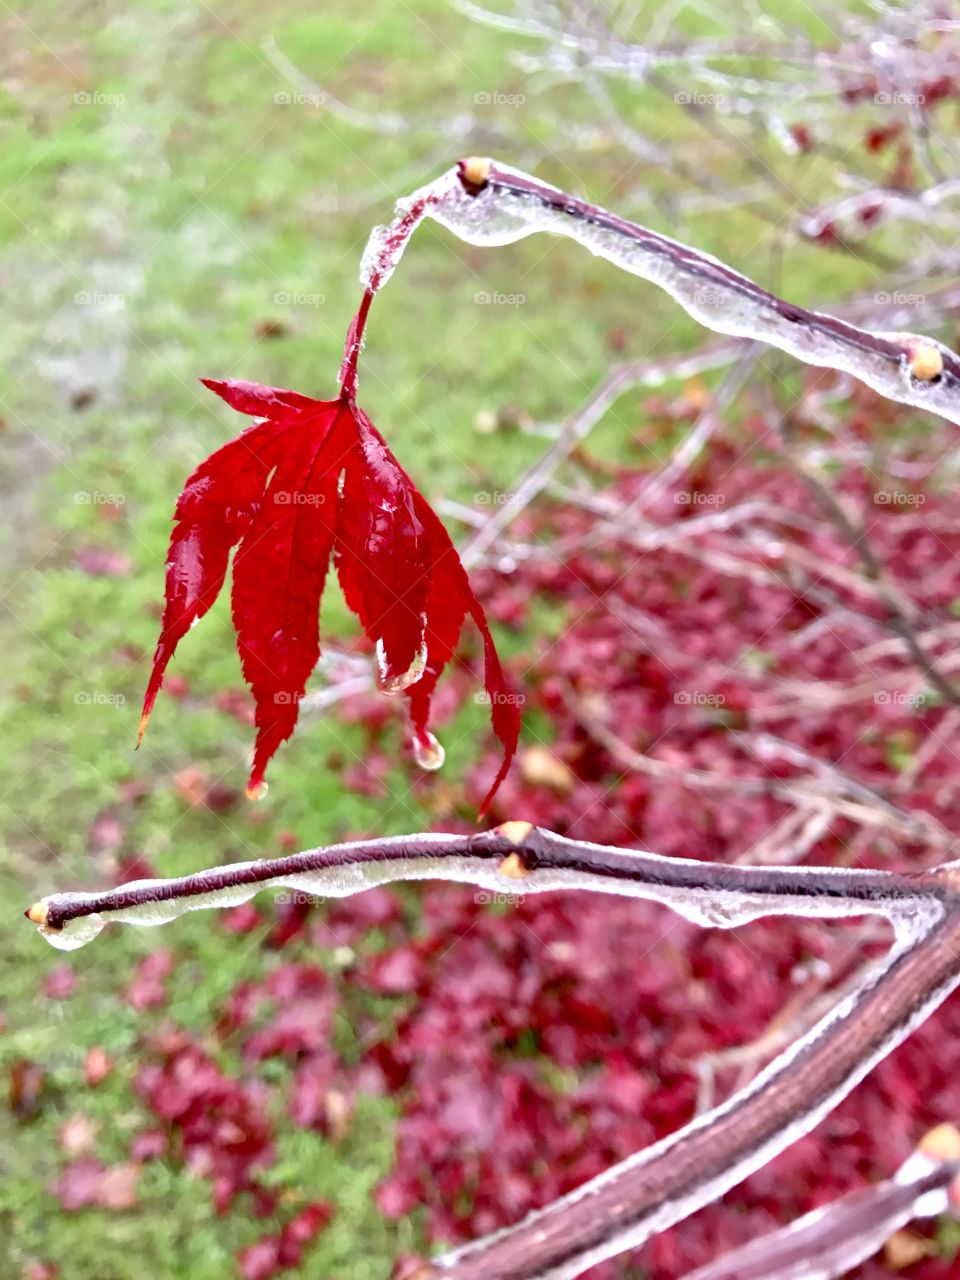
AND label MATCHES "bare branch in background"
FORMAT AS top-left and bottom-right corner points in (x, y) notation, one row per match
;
(779, 442), (960, 706)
